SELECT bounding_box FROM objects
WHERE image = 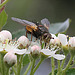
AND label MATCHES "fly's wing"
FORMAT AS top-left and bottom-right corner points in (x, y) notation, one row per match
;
(11, 17), (37, 27)
(41, 18), (50, 29)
